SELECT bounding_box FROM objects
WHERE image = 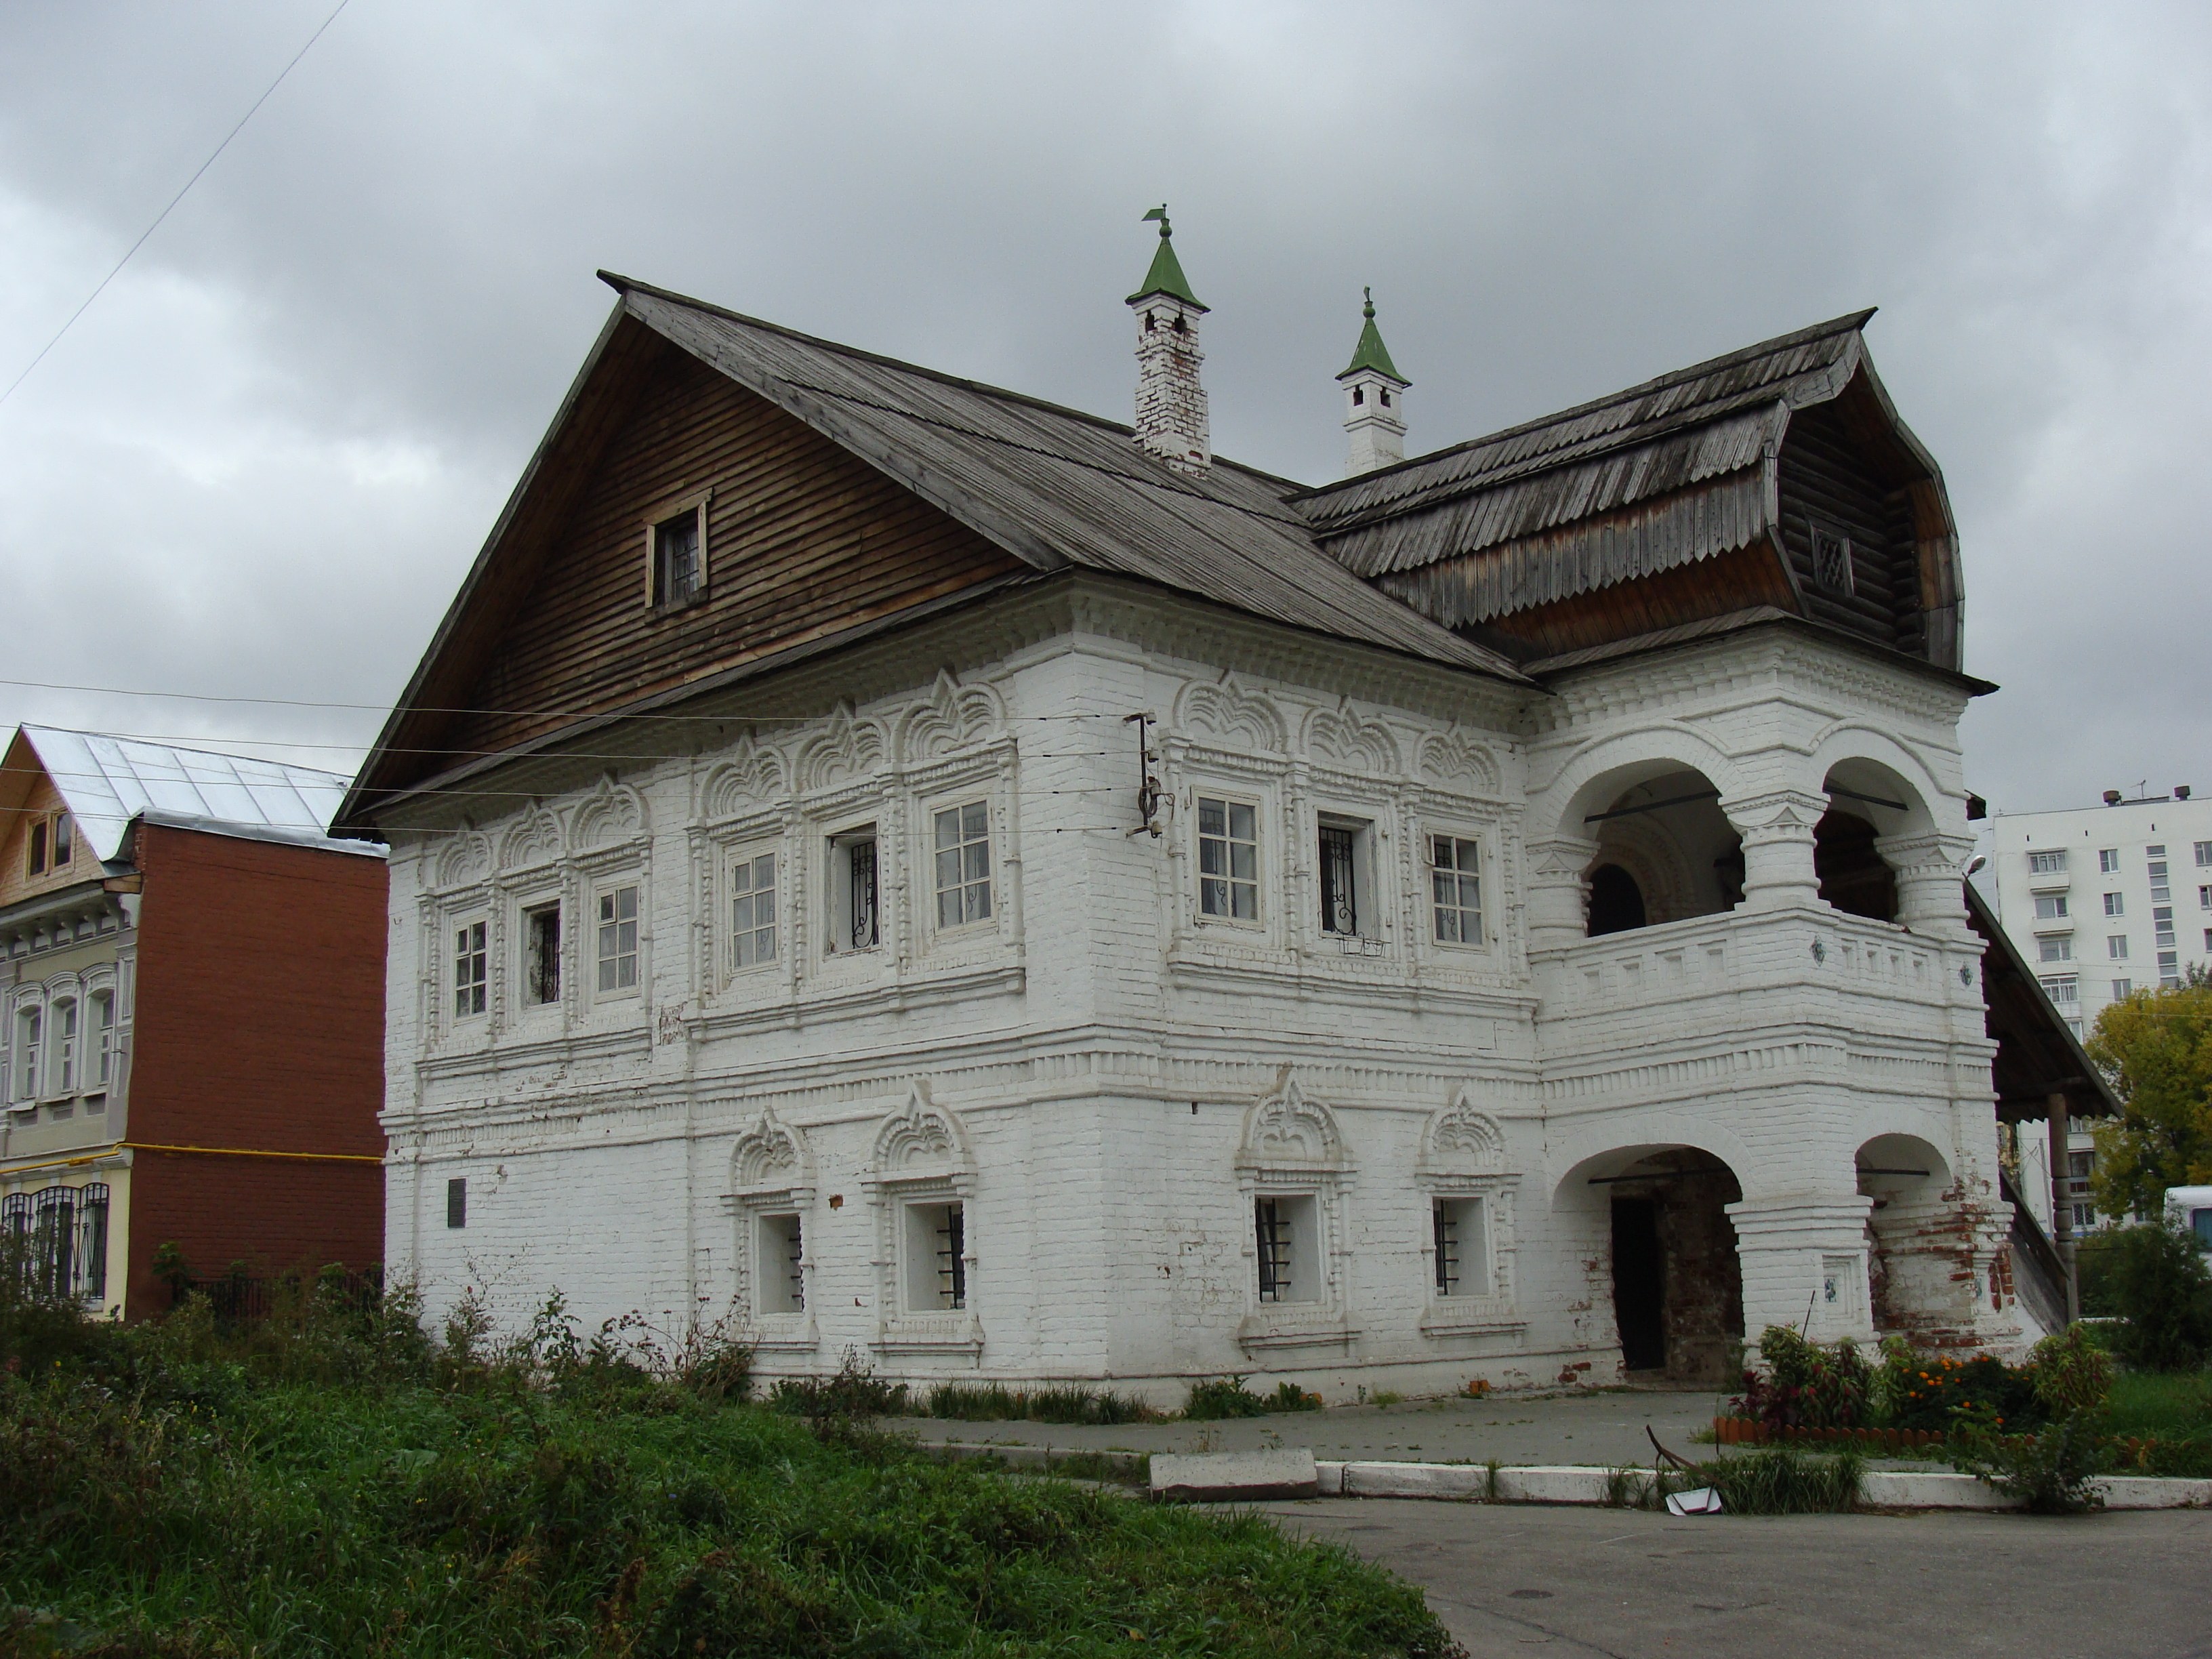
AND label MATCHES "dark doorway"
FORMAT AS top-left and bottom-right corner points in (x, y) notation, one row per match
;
(1586, 864), (1647, 937)
(1610, 1197), (1666, 1371)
